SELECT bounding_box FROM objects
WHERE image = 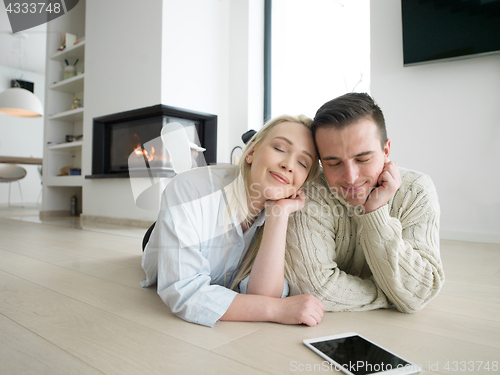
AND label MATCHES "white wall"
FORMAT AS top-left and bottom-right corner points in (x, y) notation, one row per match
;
(161, 0), (263, 164)
(0, 67), (45, 205)
(161, 0), (230, 162)
(371, 1), (500, 243)
(226, 0), (265, 144)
